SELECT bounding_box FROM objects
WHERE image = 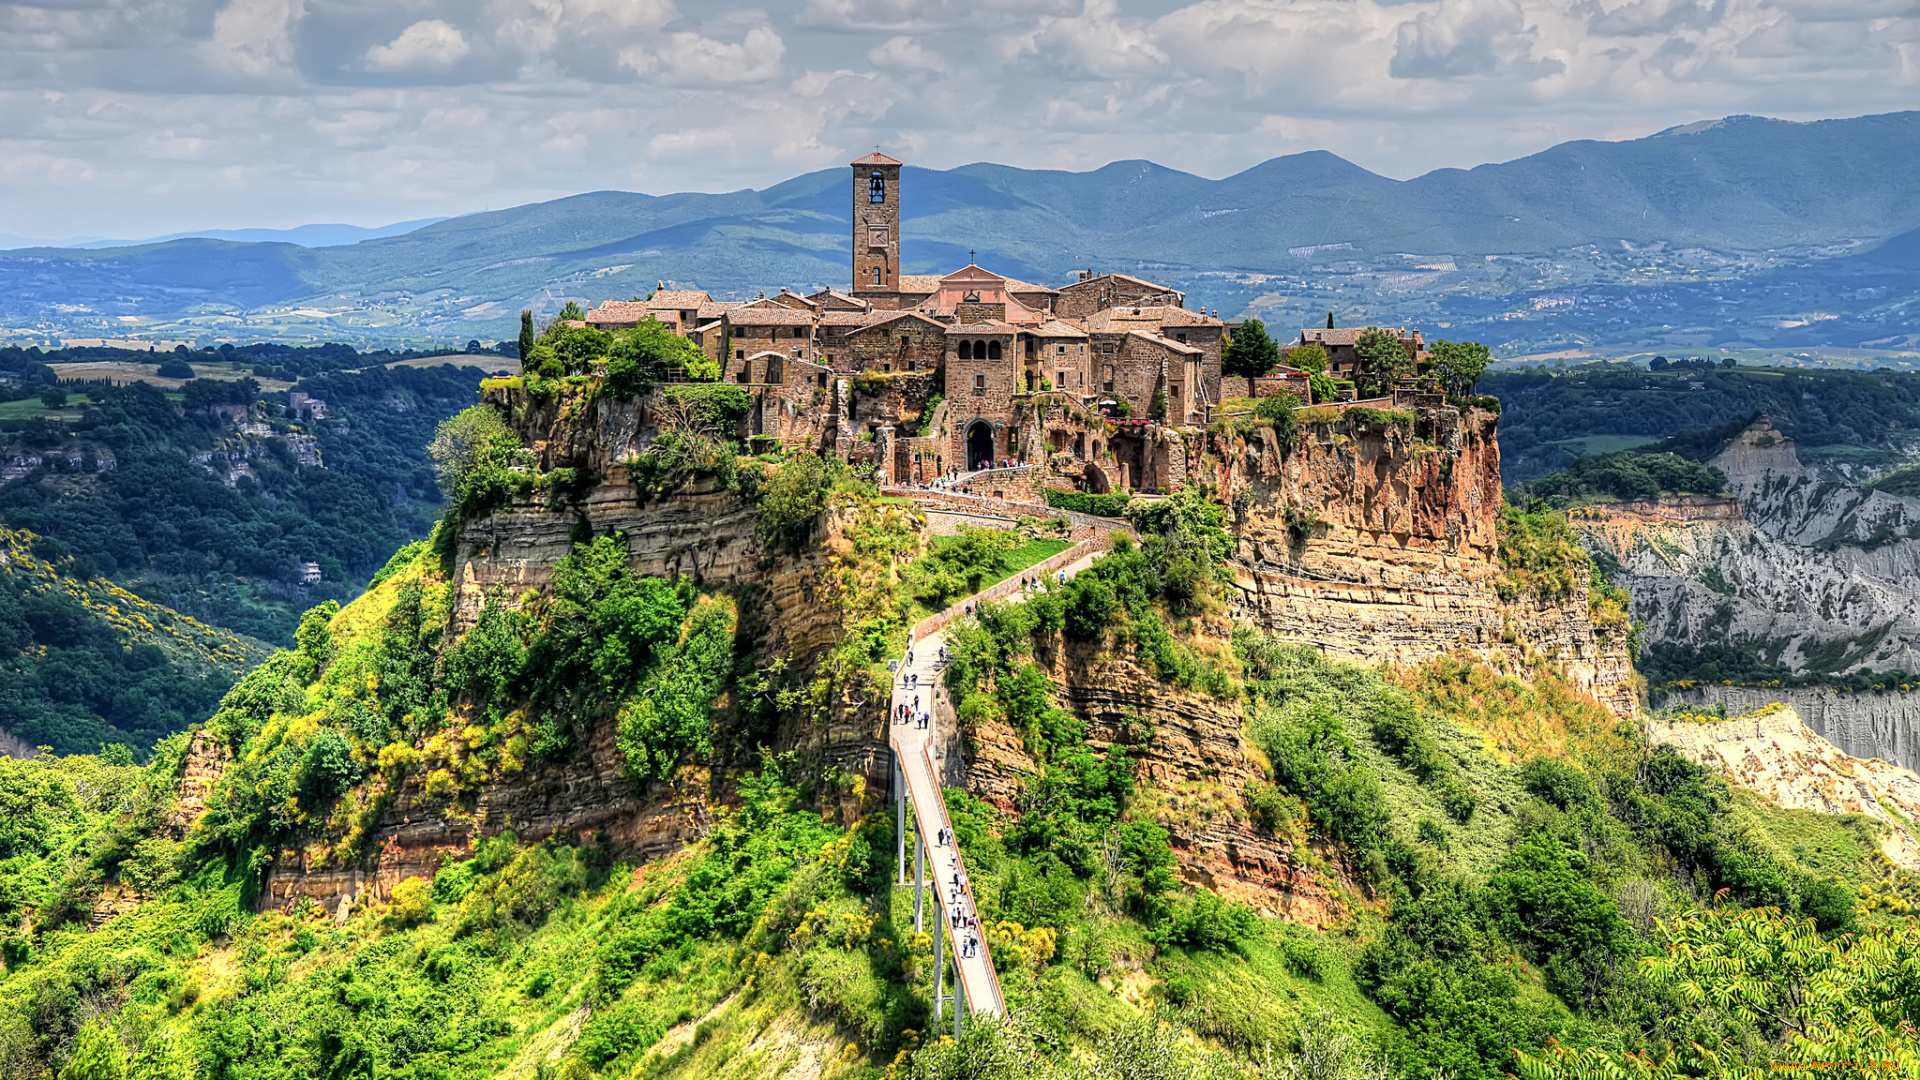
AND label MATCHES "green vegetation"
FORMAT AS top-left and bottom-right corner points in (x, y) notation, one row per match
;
(1352, 329), (1413, 398)
(1222, 319), (1282, 379)
(1486, 364), (1920, 482)
(0, 528), (273, 755)
(1042, 488), (1132, 517)
(1252, 391), (1299, 446)
(1510, 450), (1727, 507)
(1496, 506), (1590, 602)
(903, 526), (1070, 611)
(1427, 340), (1491, 397)
(0, 357), (481, 644)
